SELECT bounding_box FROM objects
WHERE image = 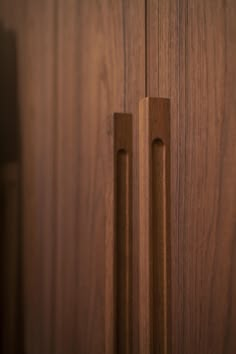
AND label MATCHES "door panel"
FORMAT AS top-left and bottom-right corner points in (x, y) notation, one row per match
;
(148, 0), (236, 353)
(14, 0), (144, 353)
(1, 0), (145, 353)
(76, 1), (145, 353)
